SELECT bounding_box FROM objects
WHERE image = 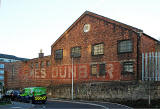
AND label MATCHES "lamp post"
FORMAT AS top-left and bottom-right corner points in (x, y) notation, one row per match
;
(72, 57), (74, 100)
